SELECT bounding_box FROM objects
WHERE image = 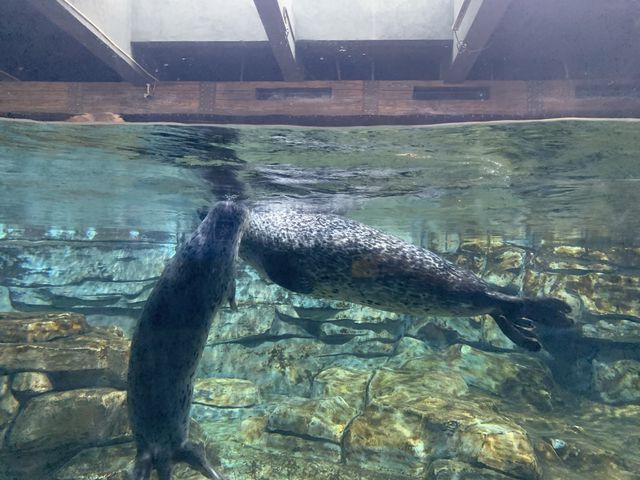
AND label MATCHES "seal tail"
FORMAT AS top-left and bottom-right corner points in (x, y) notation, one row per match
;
(488, 293), (572, 352)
